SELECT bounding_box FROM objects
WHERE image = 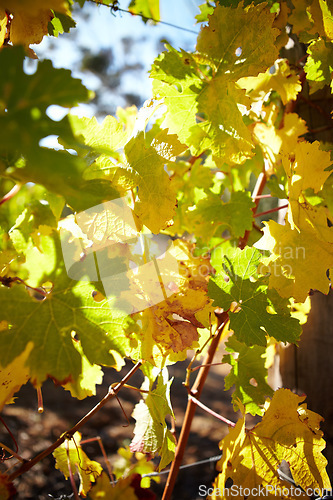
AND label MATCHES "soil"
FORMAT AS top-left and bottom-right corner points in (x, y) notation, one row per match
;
(0, 350), (257, 500)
